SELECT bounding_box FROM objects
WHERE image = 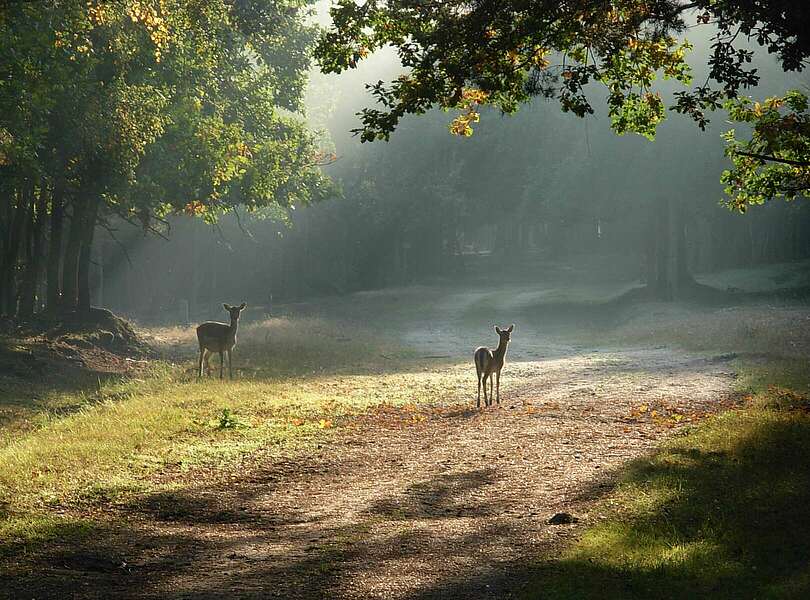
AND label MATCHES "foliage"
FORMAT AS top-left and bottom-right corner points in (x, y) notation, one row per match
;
(316, 1), (806, 139)
(215, 407), (248, 430)
(722, 91), (810, 211)
(0, 0), (335, 316)
(317, 1), (699, 141)
(315, 0), (810, 205)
